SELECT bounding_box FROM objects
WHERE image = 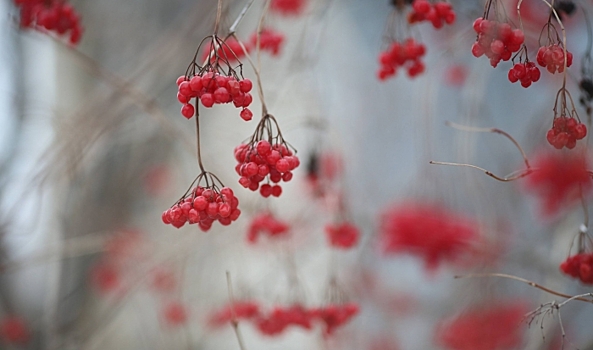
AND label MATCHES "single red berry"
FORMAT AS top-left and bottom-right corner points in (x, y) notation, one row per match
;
(181, 104), (195, 119)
